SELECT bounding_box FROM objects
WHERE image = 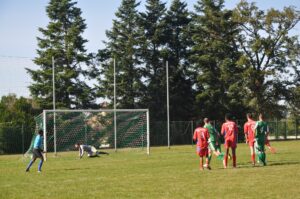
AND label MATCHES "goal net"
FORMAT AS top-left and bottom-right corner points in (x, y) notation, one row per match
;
(27, 109), (149, 157)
